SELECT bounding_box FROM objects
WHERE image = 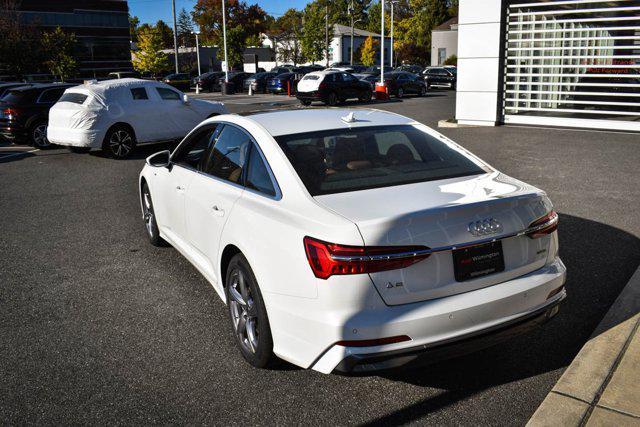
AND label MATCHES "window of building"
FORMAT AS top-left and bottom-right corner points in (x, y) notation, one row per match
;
(438, 48), (446, 65)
